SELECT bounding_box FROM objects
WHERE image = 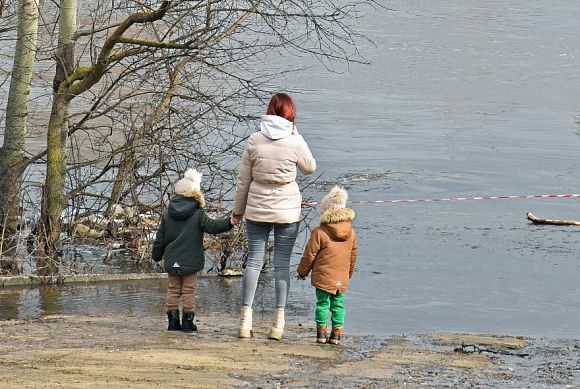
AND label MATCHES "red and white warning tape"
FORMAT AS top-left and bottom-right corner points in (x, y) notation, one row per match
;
(302, 193), (580, 206)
